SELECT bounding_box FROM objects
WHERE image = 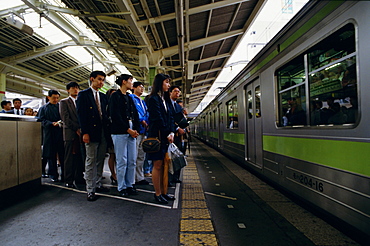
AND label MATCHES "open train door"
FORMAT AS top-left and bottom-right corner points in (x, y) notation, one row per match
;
(245, 80), (263, 168)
